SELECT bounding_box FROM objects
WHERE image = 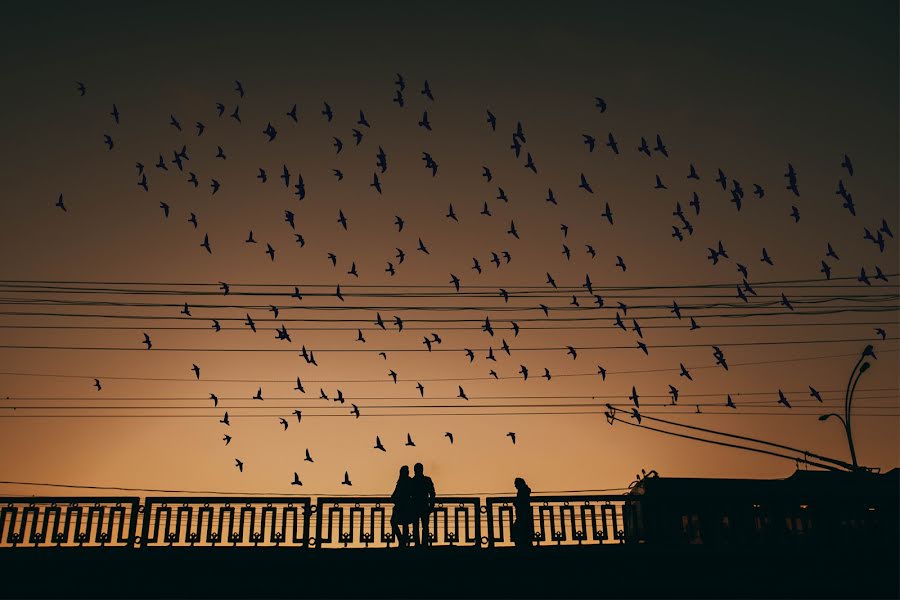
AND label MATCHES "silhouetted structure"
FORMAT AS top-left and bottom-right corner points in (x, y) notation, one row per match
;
(626, 468), (898, 547)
